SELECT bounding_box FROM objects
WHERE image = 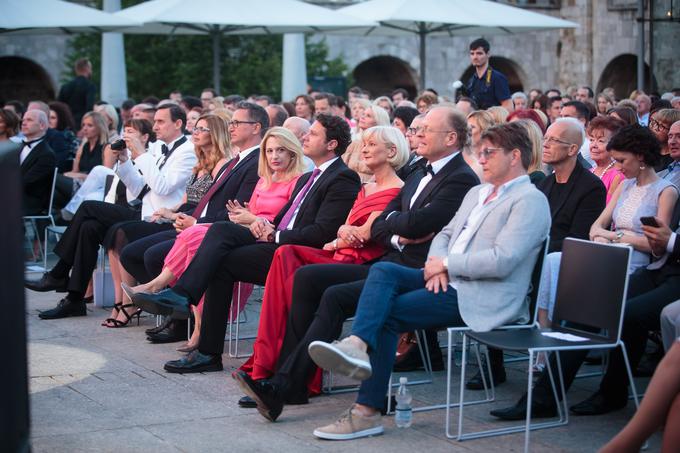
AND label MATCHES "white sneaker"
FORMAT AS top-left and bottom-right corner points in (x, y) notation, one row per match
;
(308, 338), (372, 380)
(313, 405), (383, 440)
